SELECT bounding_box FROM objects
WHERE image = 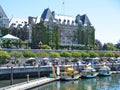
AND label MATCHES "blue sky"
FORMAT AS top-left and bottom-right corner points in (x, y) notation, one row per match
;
(0, 0), (120, 44)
